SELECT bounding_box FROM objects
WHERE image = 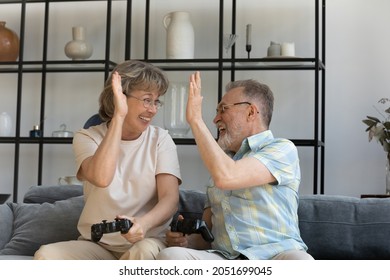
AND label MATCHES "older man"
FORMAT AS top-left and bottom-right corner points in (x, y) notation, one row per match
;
(157, 72), (313, 260)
